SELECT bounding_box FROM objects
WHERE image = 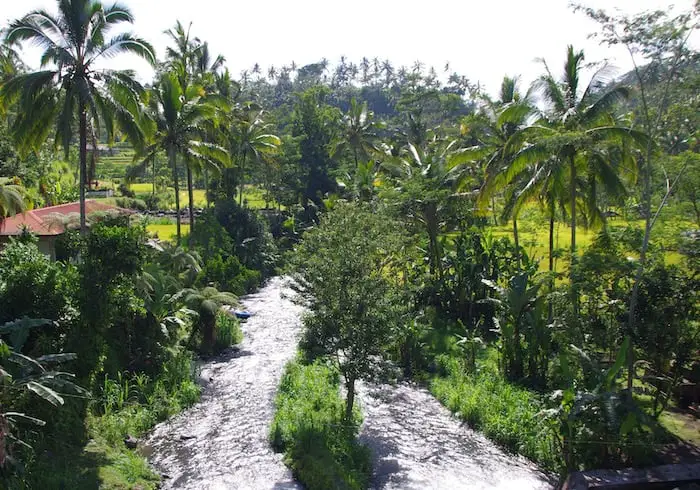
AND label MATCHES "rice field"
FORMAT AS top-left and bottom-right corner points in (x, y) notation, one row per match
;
(129, 183), (276, 210)
(486, 217), (687, 272)
(146, 223), (190, 242)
